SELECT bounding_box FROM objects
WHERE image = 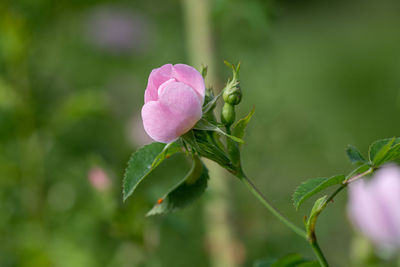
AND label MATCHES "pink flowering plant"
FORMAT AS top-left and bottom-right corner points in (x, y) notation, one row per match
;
(123, 62), (400, 266)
